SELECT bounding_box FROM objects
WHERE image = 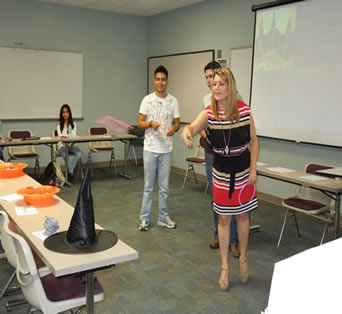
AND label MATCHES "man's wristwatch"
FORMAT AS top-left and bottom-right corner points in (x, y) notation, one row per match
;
(149, 121), (152, 128)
